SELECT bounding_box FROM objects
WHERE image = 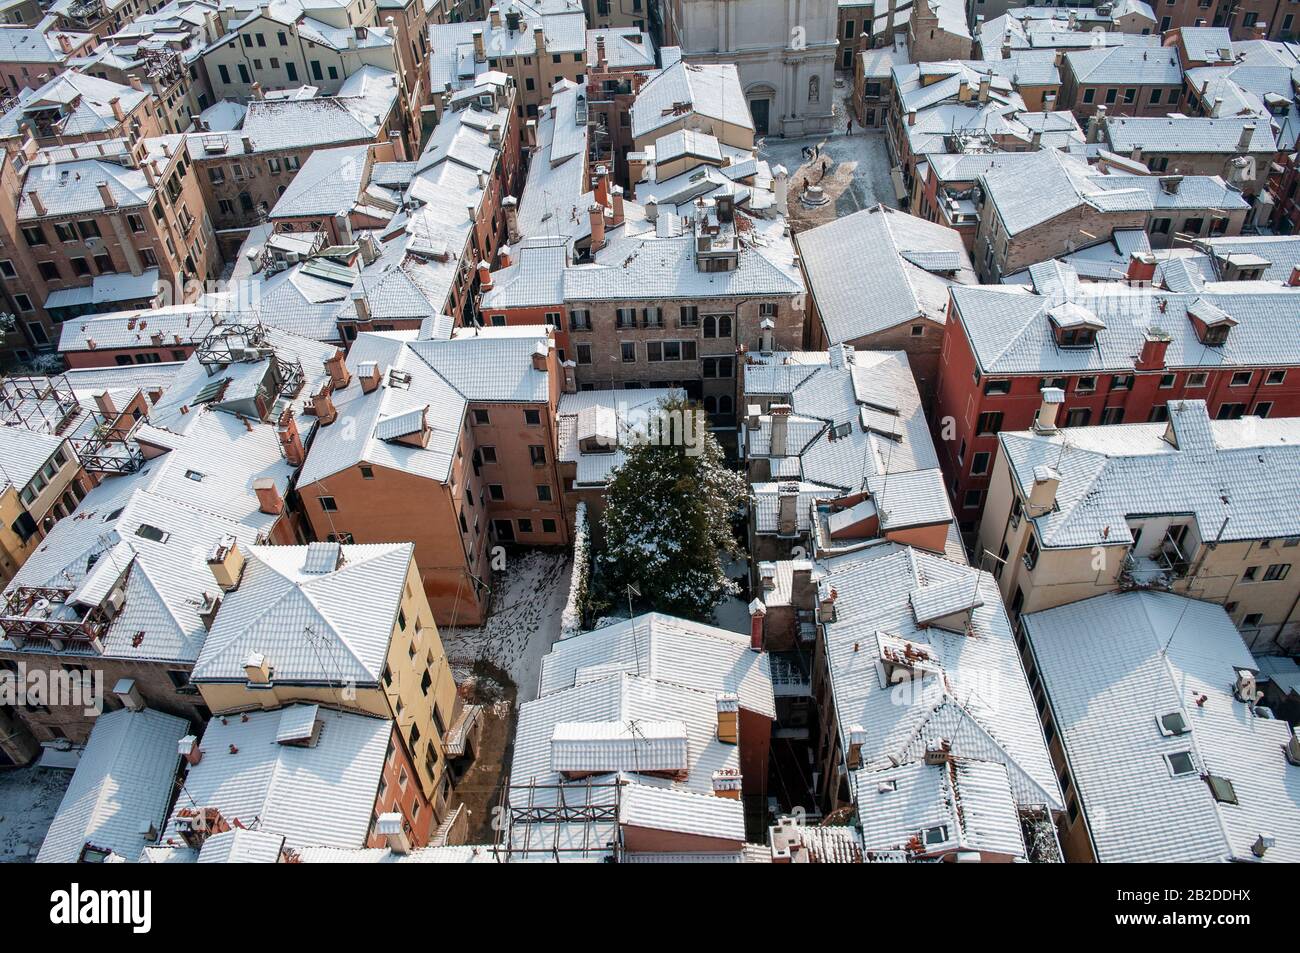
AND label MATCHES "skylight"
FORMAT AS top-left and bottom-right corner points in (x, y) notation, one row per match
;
(1165, 751), (1196, 776)
(1157, 711), (1189, 736)
(135, 524), (170, 543)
